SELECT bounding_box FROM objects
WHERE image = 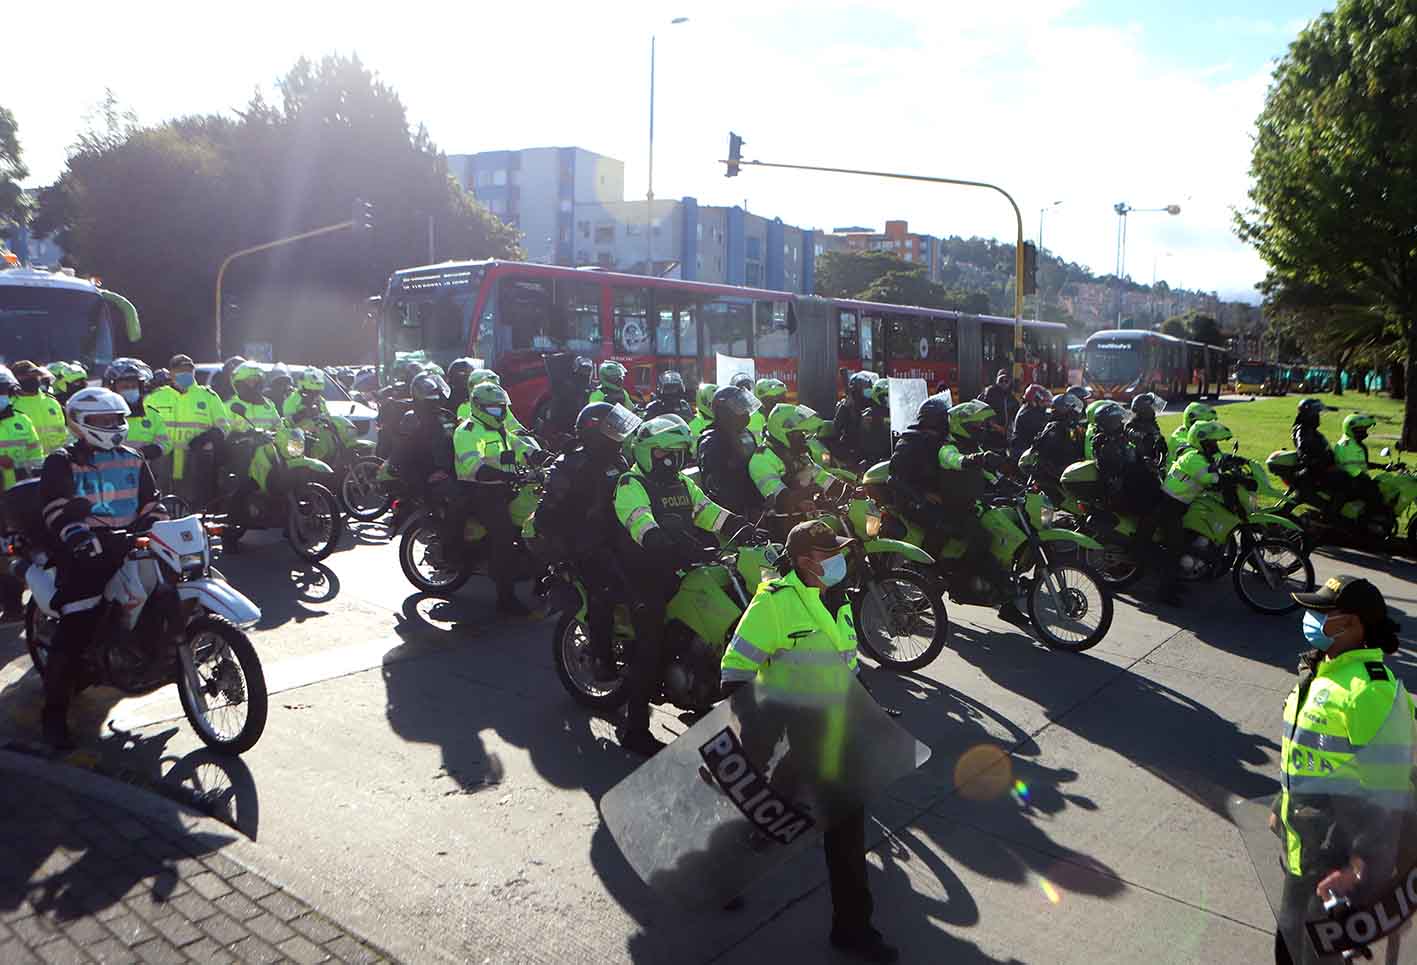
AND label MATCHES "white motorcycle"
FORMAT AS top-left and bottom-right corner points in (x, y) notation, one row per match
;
(11, 483), (268, 754)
